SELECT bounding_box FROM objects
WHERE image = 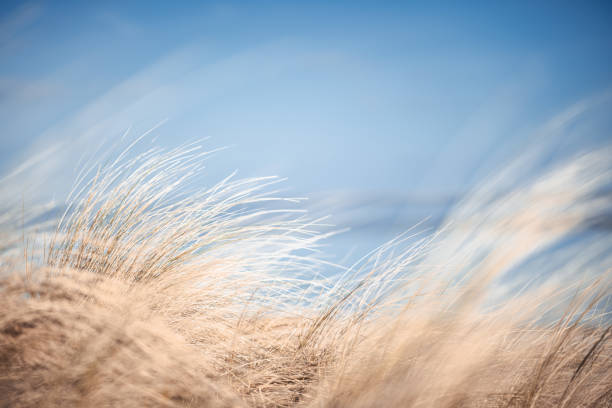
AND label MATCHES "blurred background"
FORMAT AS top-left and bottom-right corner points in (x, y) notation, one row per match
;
(1, 1), (611, 264)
